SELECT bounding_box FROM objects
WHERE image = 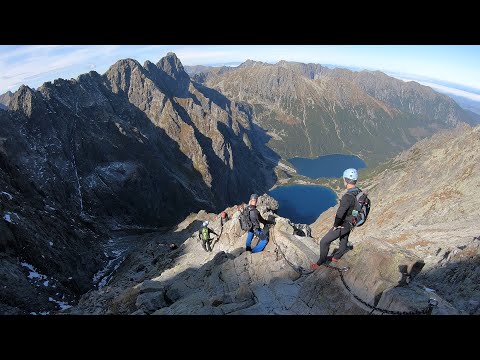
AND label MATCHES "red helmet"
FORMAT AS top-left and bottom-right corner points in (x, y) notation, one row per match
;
(221, 211), (227, 218)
